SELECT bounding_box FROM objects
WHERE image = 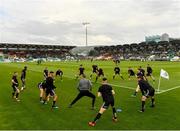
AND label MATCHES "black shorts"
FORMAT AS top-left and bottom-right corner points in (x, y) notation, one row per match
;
(144, 89), (155, 97)
(115, 72), (120, 75)
(21, 78), (25, 83)
(129, 73), (135, 76)
(56, 72), (63, 76)
(101, 100), (114, 109)
(98, 73), (104, 77)
(79, 72), (84, 76)
(78, 90), (96, 98)
(12, 85), (18, 92)
(115, 60), (120, 63)
(146, 72), (152, 76)
(21, 77), (25, 80)
(46, 89), (56, 97)
(38, 83), (42, 89)
(38, 83), (46, 90)
(92, 70), (97, 73)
